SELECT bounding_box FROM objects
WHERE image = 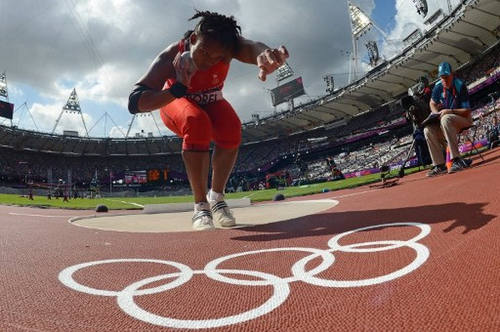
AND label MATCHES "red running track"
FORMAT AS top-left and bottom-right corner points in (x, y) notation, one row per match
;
(1, 148), (499, 331)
